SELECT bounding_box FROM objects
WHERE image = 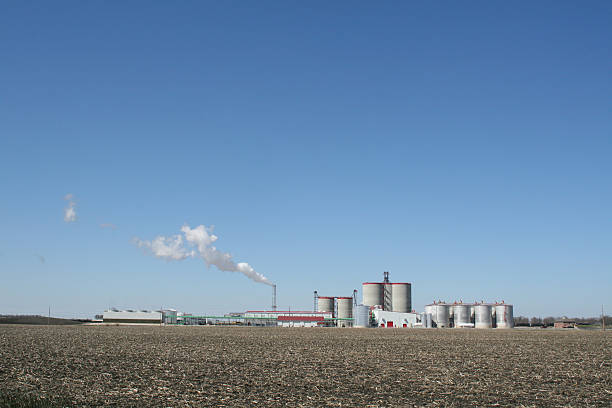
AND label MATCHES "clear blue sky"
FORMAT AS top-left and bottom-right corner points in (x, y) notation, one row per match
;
(1, 2), (610, 318)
